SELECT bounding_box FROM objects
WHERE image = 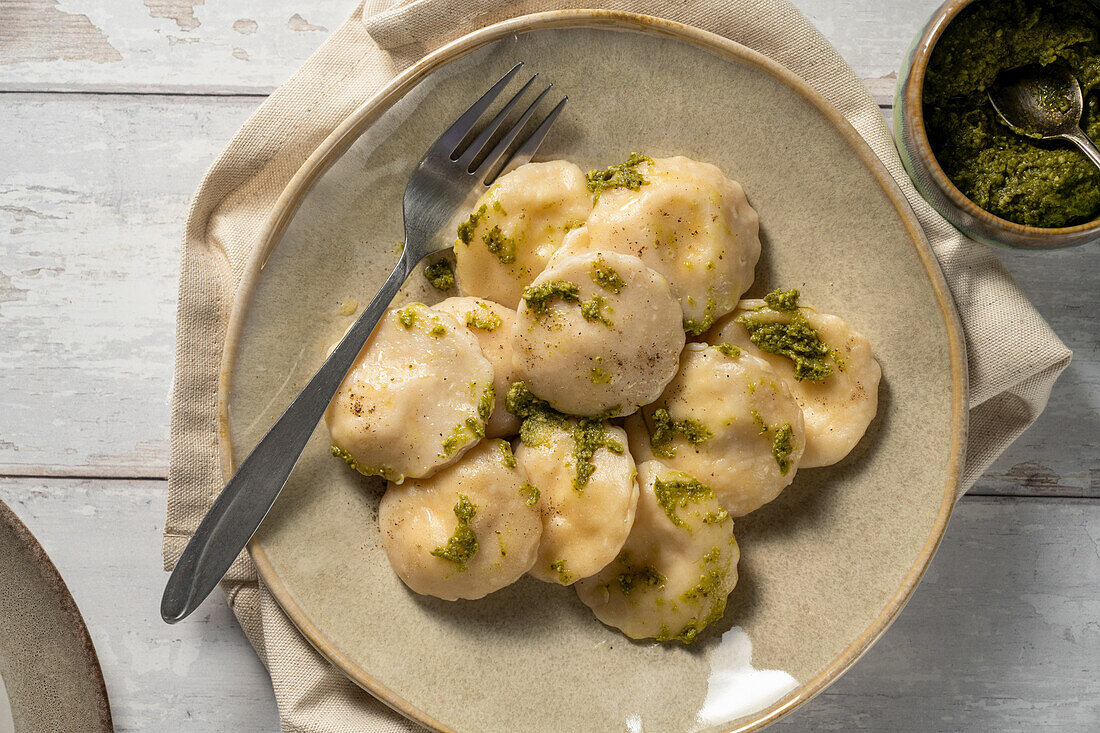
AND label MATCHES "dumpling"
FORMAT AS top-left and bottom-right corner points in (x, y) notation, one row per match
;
(325, 303), (494, 483)
(453, 160), (592, 307)
(431, 297), (520, 438)
(575, 460), (739, 644)
(509, 384), (639, 585)
(511, 251), (685, 417)
(378, 439), (542, 601)
(625, 343), (805, 516)
(578, 155), (761, 334)
(708, 289), (881, 468)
